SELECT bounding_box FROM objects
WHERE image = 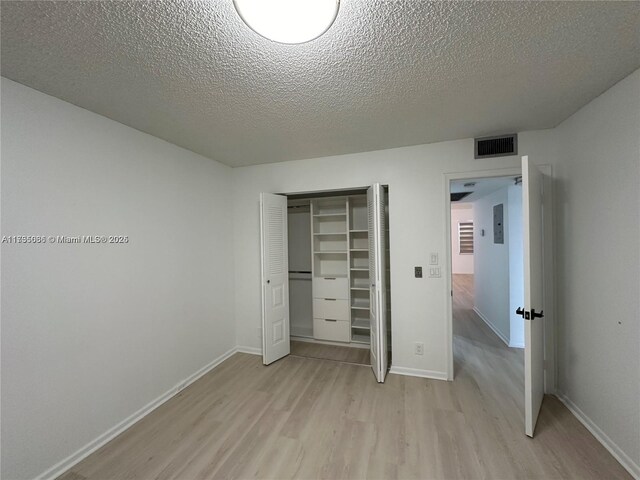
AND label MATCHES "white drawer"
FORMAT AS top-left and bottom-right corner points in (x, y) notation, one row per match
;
(313, 318), (350, 342)
(313, 276), (348, 299)
(313, 298), (349, 321)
